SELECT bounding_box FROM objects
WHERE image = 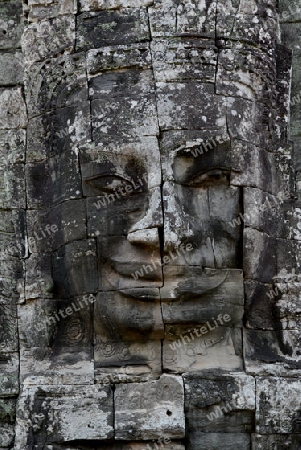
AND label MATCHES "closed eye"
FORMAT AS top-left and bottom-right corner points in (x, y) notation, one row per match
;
(85, 175), (133, 193)
(184, 168), (230, 187)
